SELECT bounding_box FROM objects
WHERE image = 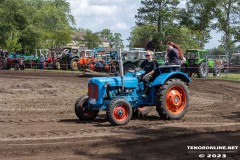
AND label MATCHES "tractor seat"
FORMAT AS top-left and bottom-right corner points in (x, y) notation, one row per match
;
(158, 65), (180, 73)
(149, 65), (181, 82)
